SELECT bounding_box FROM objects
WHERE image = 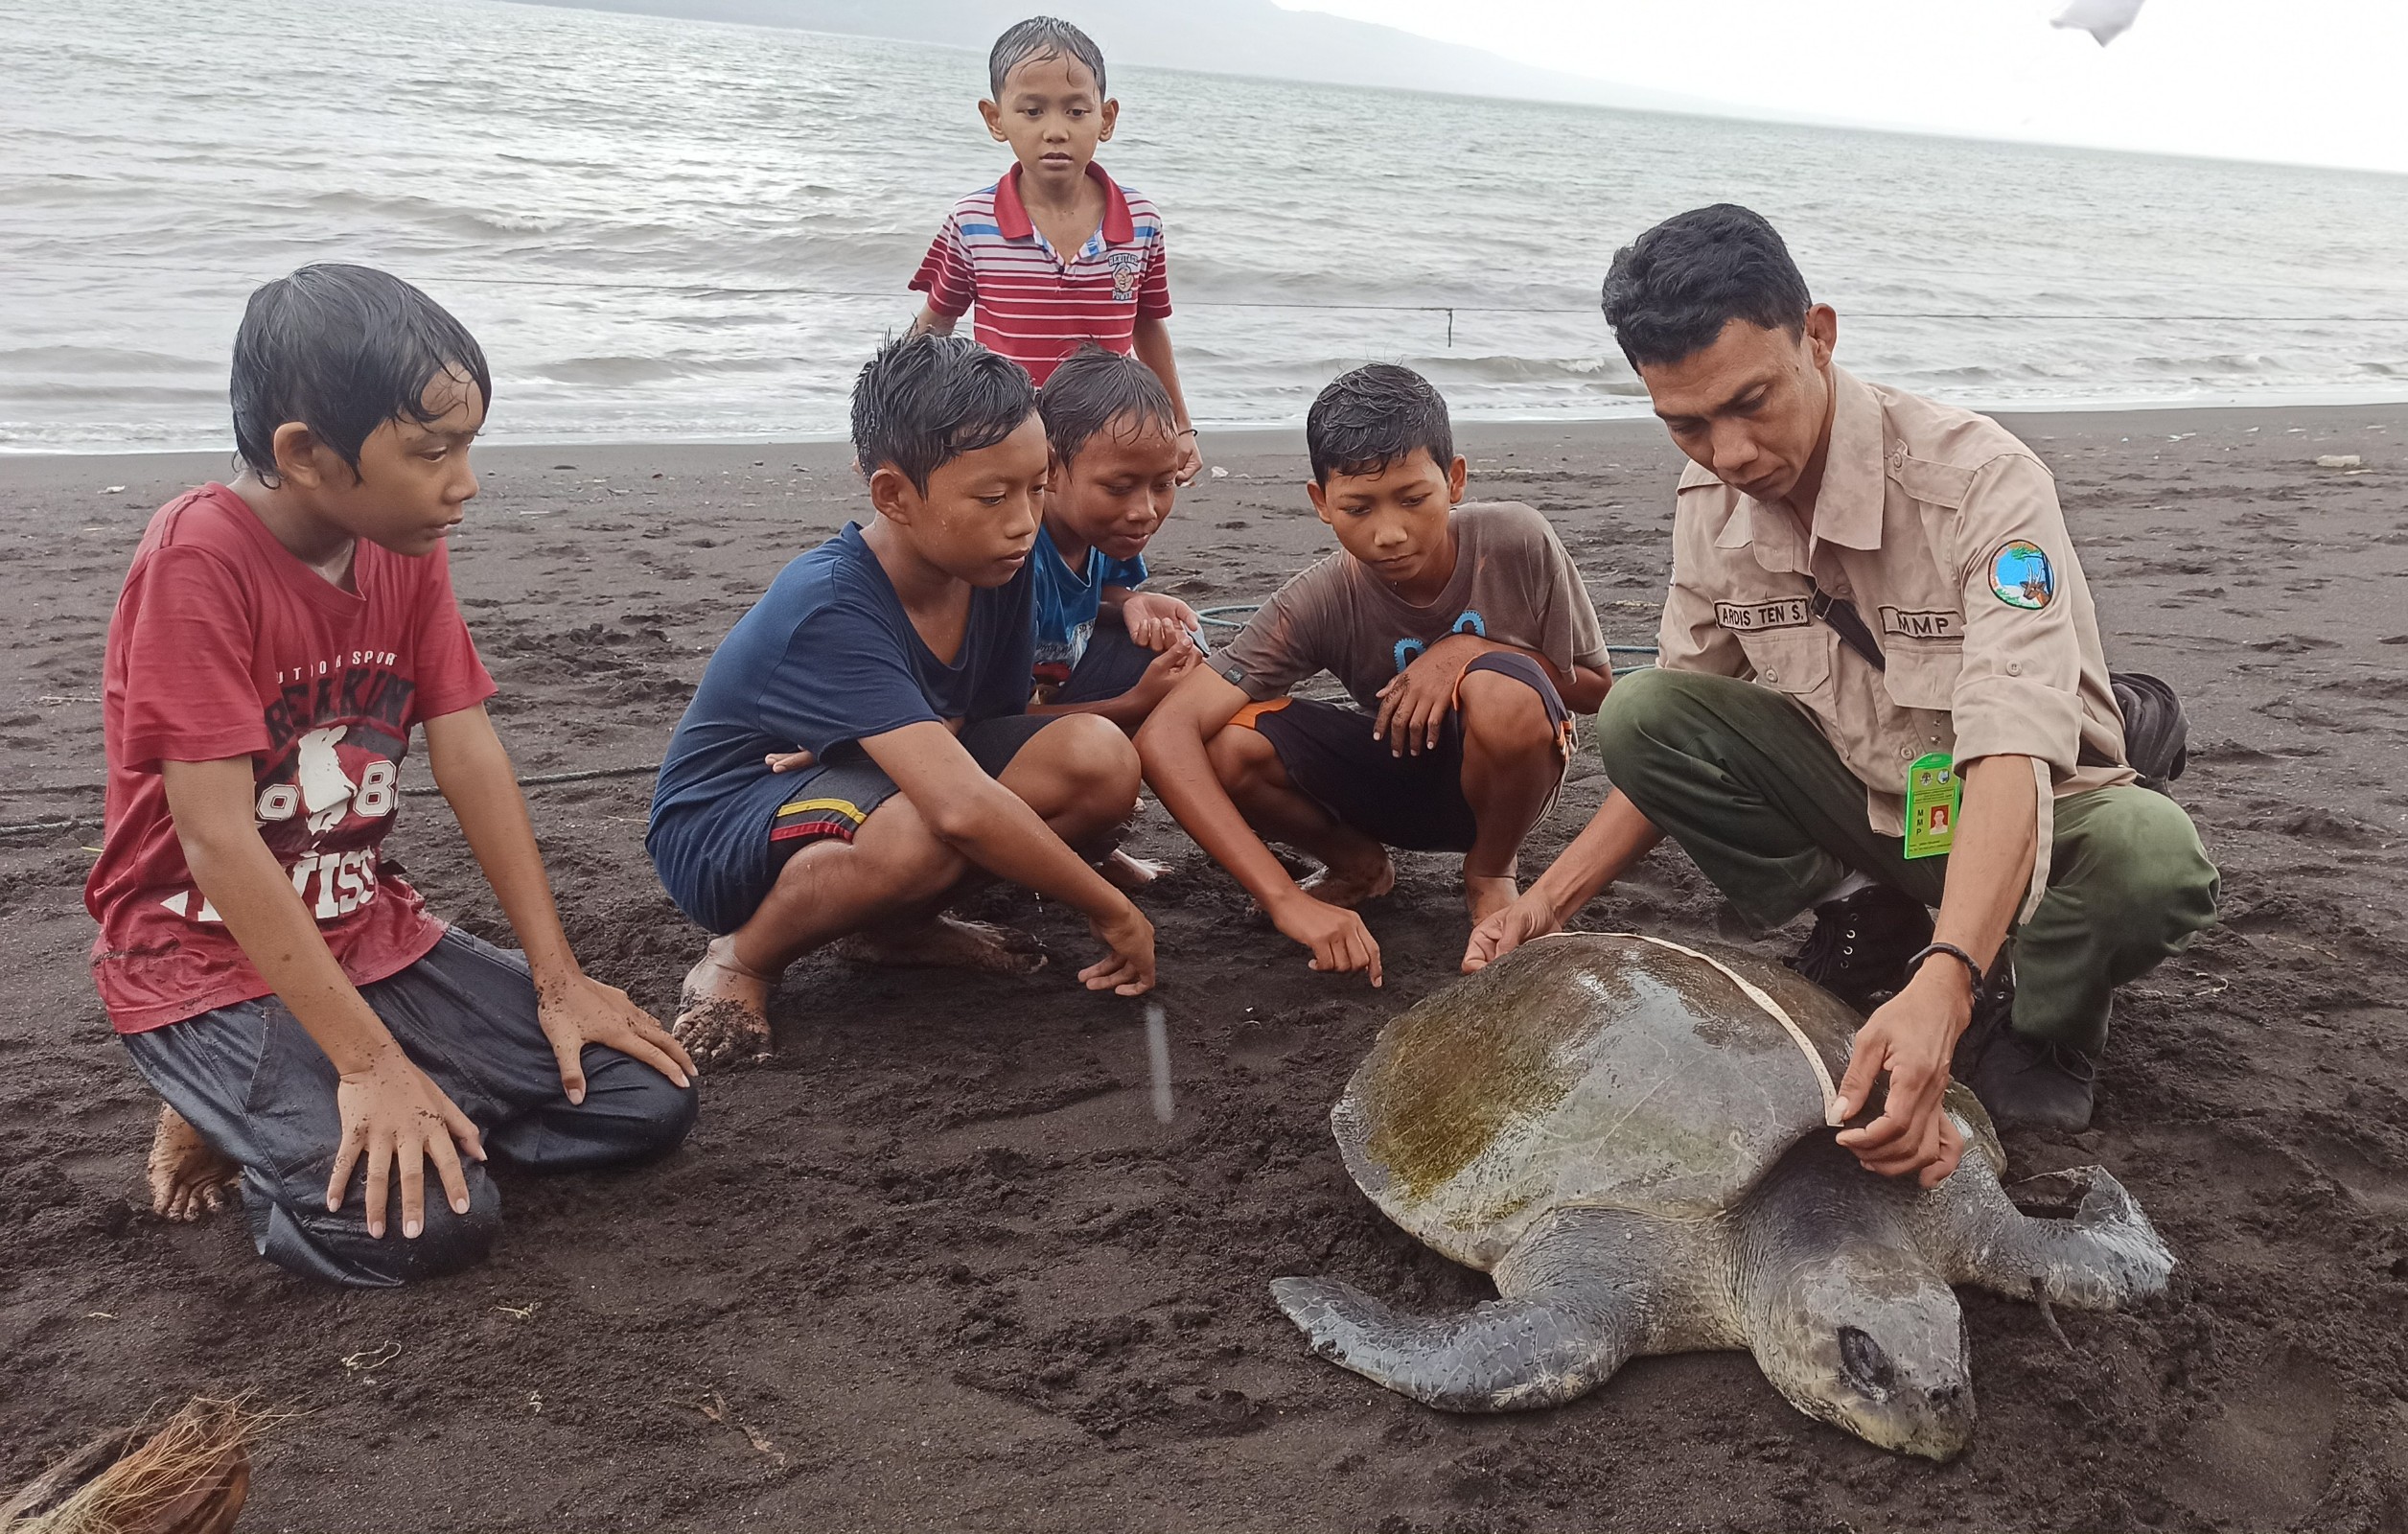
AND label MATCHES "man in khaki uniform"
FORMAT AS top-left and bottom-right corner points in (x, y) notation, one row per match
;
(1467, 205), (2216, 1177)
